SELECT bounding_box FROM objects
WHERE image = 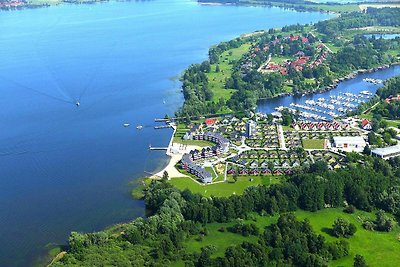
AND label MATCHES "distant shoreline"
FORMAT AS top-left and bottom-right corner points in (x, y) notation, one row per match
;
(0, 0), (108, 11)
